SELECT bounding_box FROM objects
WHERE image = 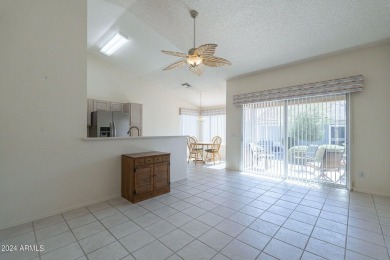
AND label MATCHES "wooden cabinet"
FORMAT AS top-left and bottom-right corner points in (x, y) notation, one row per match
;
(122, 152), (170, 203)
